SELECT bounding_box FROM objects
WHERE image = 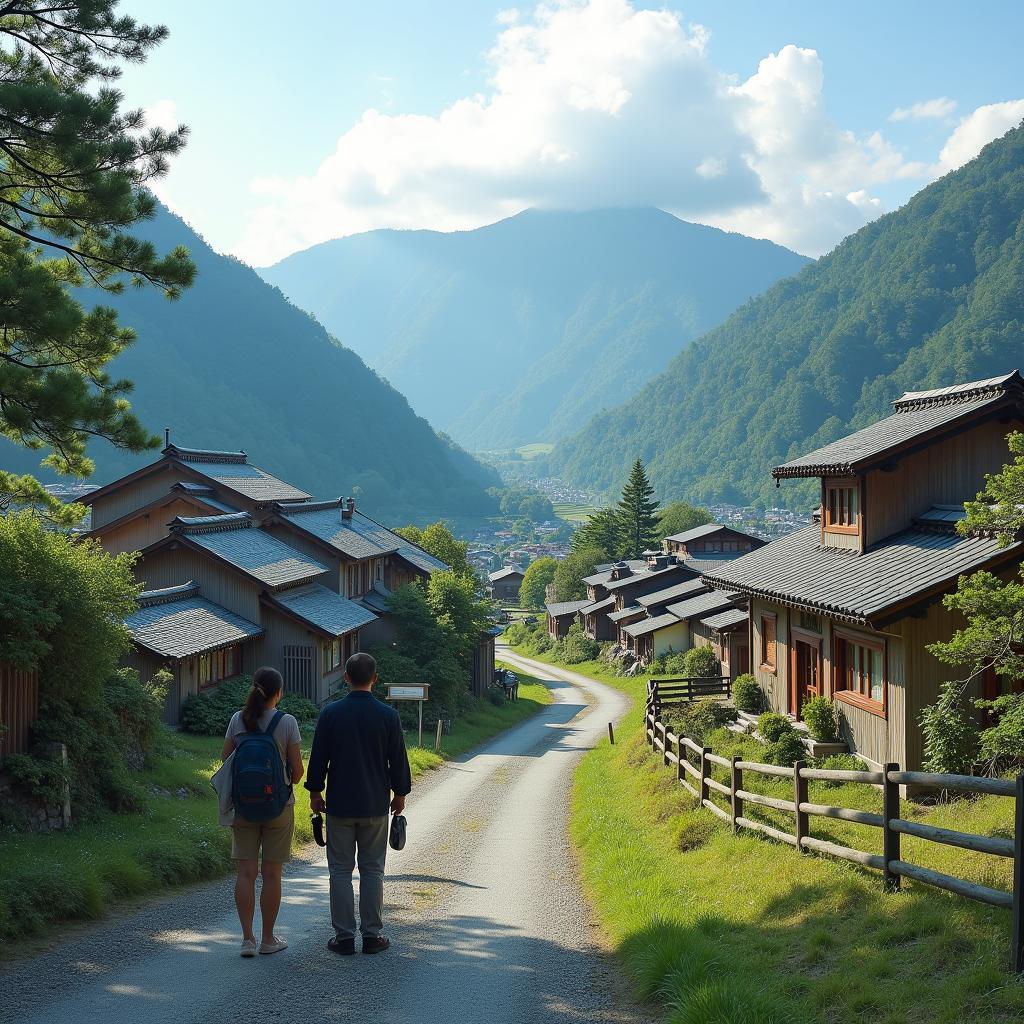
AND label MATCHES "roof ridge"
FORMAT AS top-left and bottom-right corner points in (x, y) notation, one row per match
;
(137, 580), (200, 606)
(277, 497), (343, 515)
(893, 370), (1023, 412)
(171, 511), (253, 534)
(164, 443), (248, 465)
